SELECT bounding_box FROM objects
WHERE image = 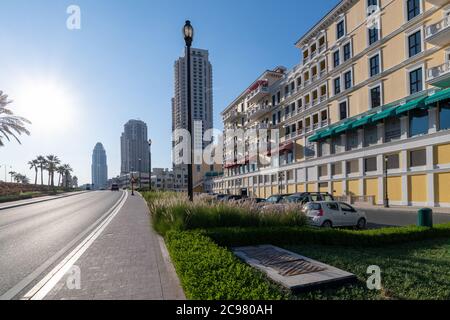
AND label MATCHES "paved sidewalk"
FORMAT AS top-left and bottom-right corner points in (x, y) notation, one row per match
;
(45, 192), (185, 300)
